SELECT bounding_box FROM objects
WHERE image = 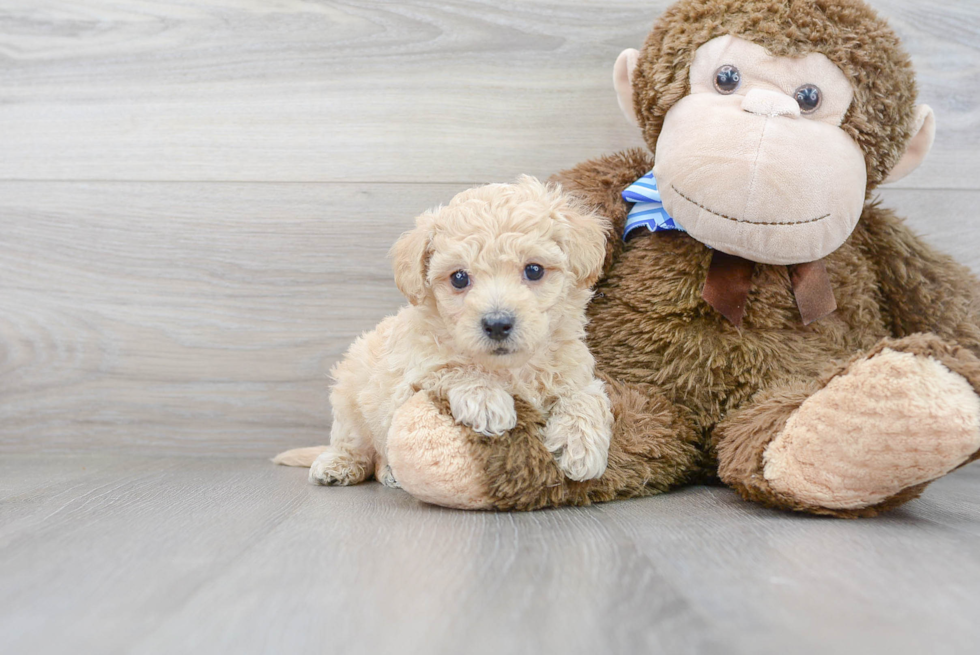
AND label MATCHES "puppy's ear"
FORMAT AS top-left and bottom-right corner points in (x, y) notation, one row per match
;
(390, 213), (434, 305)
(553, 192), (610, 289)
